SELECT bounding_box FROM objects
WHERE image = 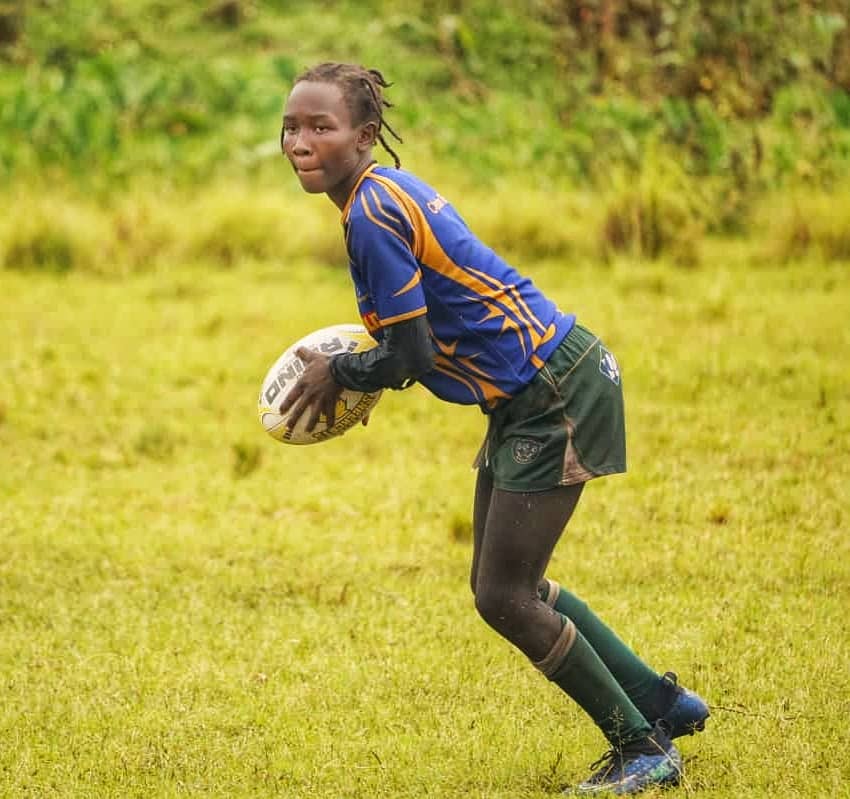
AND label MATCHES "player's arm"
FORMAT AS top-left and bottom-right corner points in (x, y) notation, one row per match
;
(279, 317), (432, 432)
(339, 181), (434, 392)
(329, 314), (434, 393)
